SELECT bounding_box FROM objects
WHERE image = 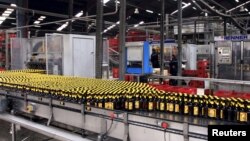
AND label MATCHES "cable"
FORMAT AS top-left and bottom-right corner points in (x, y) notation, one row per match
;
(164, 129), (166, 141)
(103, 119), (114, 137)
